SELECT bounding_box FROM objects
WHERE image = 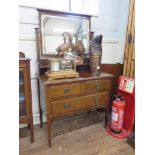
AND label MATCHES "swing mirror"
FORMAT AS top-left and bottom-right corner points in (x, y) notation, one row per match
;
(39, 10), (91, 58)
